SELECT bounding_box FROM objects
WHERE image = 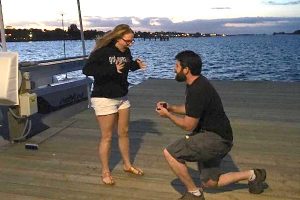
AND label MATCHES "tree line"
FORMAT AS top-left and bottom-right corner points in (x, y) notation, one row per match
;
(4, 24), (225, 42)
(5, 24), (104, 42)
(3, 24), (300, 42)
